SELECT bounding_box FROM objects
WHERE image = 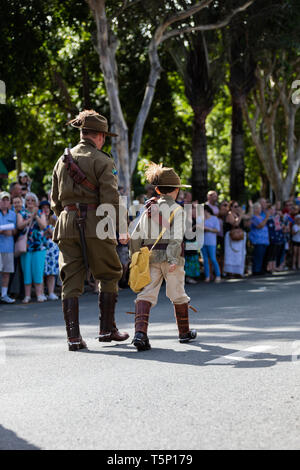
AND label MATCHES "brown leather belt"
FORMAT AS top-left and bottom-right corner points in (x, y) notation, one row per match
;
(143, 243), (168, 250)
(64, 204), (98, 212)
